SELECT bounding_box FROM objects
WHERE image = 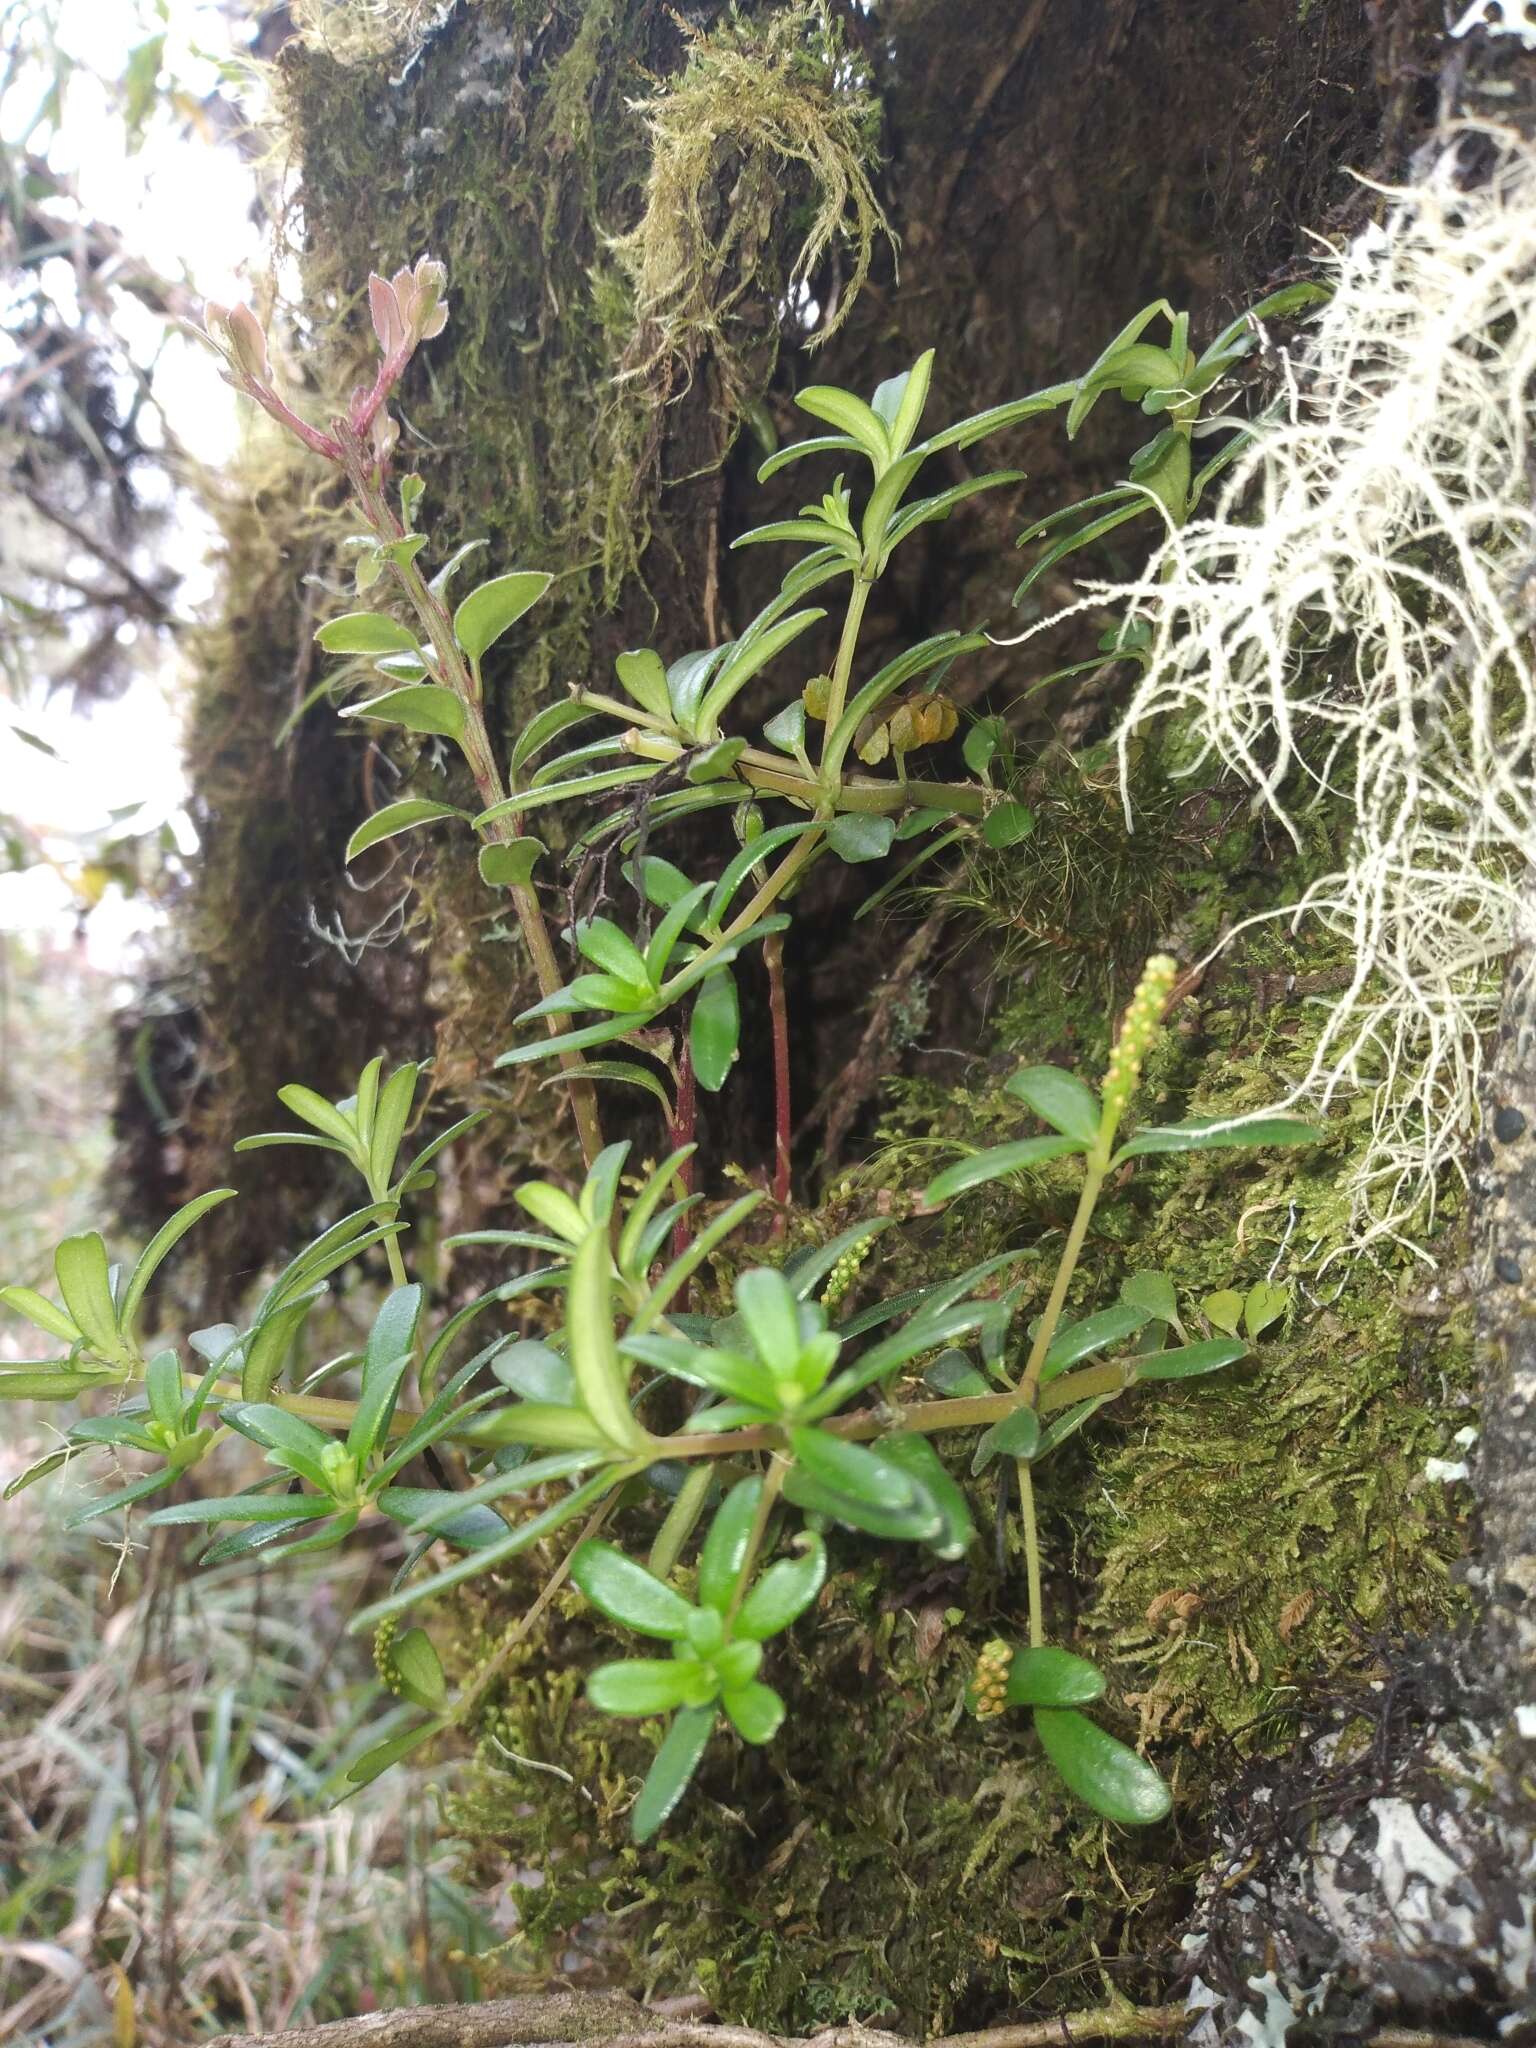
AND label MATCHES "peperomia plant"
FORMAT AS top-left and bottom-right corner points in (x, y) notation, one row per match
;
(2, 262), (1329, 1844)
